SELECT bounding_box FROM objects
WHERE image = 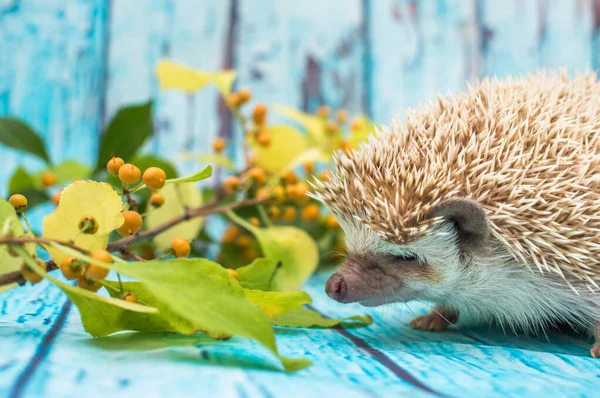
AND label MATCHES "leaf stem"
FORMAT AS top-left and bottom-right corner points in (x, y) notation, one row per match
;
(256, 205), (272, 227)
(116, 272), (124, 295)
(21, 213), (34, 234)
(225, 210), (257, 234)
